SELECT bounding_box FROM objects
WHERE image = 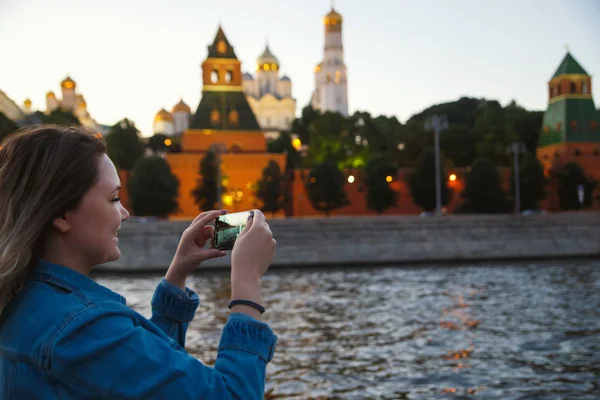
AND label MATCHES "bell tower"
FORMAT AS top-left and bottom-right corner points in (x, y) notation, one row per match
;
(311, 5), (349, 116)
